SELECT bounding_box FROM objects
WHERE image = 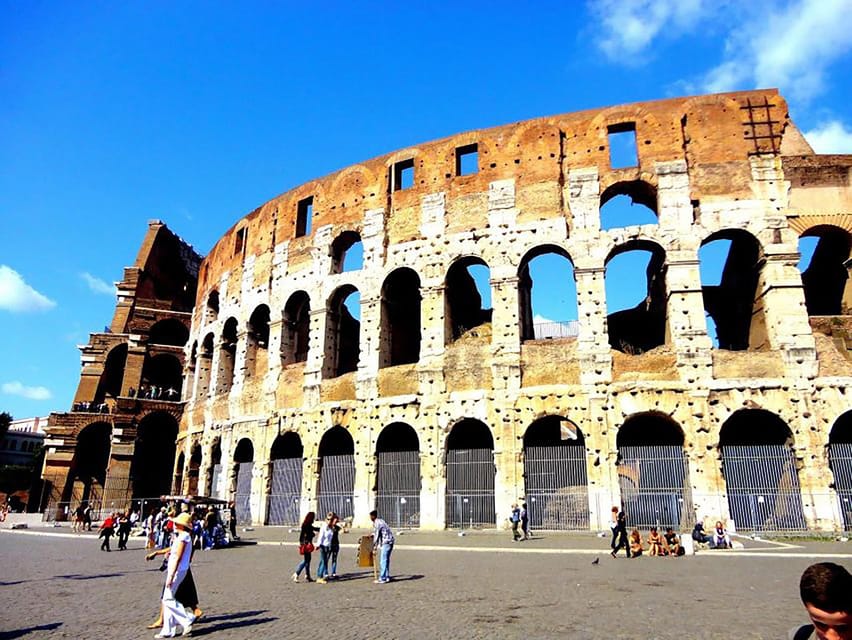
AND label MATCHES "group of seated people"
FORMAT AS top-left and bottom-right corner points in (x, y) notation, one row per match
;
(628, 526), (686, 557)
(692, 520), (732, 549)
